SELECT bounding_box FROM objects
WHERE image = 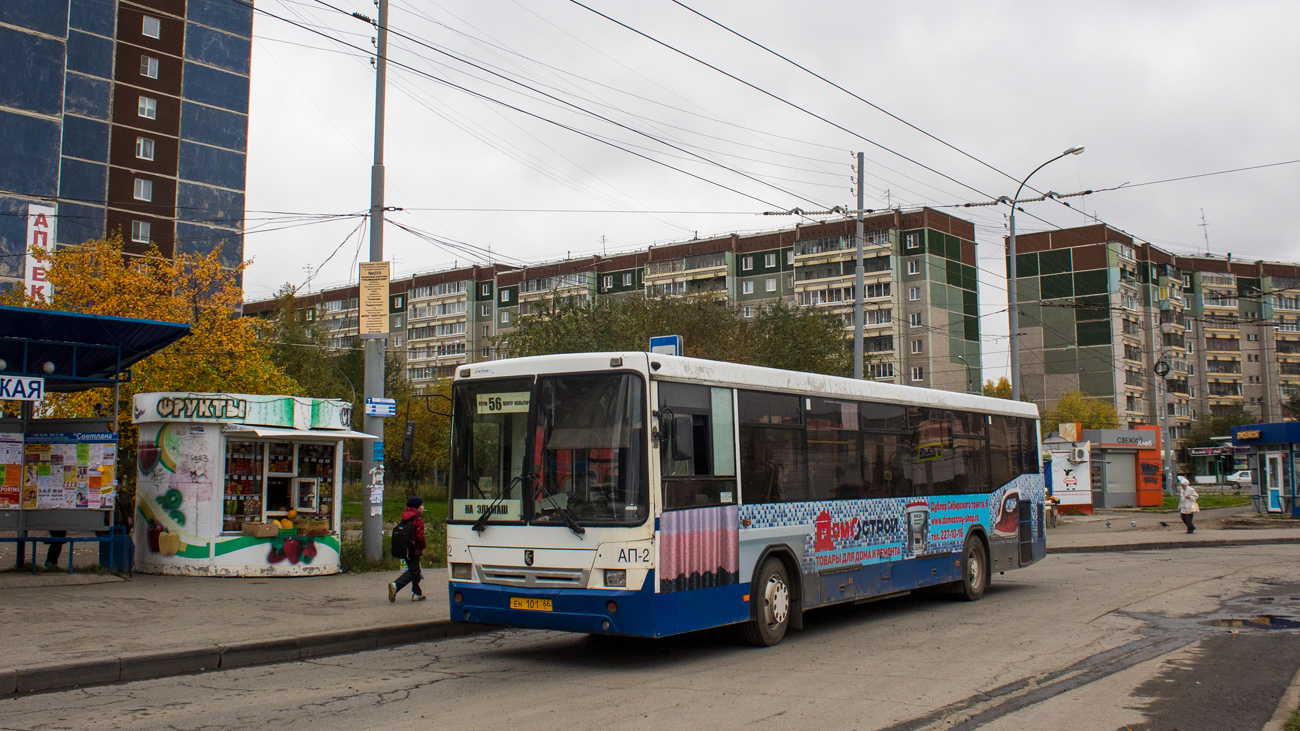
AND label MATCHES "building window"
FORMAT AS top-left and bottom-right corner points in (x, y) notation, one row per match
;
(482, 325), (489, 336)
(911, 366), (924, 382)
(501, 290), (510, 302)
(394, 335), (403, 347)
(131, 220), (151, 243)
(911, 339), (922, 354)
(742, 256), (753, 271)
(742, 281), (754, 295)
(907, 260), (920, 275)
(622, 273), (632, 286)
(765, 277), (776, 293)
(602, 275), (613, 289)
(138, 96), (157, 119)
(905, 232), (920, 250)
(743, 306), (754, 318)
(136, 136), (155, 161)
(133, 178), (153, 201)
(480, 304), (490, 316)
(787, 274), (794, 288)
(501, 311), (511, 324)
(140, 55), (159, 79)
(786, 250), (794, 265)
(765, 253), (776, 268)
(481, 283), (490, 296)
(909, 312), (922, 327)
(142, 16), (161, 38)
(909, 286), (921, 301)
